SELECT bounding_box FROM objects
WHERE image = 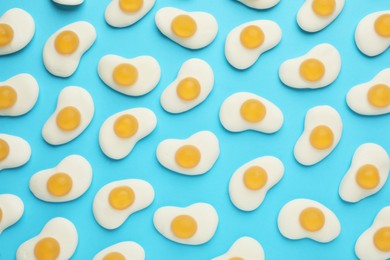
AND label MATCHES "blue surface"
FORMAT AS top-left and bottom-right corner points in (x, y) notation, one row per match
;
(1, 0), (390, 259)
